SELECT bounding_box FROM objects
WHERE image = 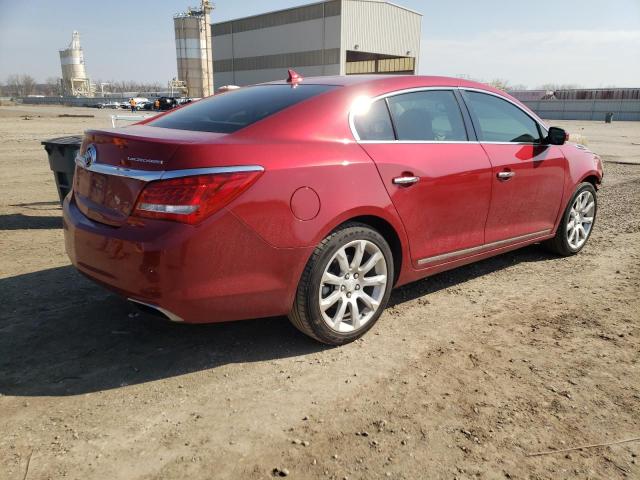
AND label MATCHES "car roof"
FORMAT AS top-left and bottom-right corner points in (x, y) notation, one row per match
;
(263, 74), (494, 90)
(260, 74), (545, 130)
